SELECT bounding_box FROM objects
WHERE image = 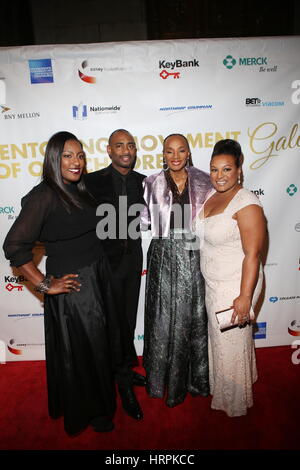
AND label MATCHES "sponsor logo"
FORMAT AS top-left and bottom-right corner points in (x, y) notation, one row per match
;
(72, 103), (121, 119)
(0, 104), (10, 113)
(251, 188), (264, 196)
(270, 295), (300, 303)
(3, 107), (41, 120)
(288, 320), (300, 336)
(159, 104), (213, 113)
(72, 103), (88, 120)
(0, 206), (14, 214)
(6, 284), (23, 292)
(7, 339), (22, 355)
(245, 98), (284, 107)
(28, 59), (54, 84)
(78, 60), (96, 84)
(223, 55), (277, 72)
(253, 322), (267, 339)
(295, 223), (300, 232)
(78, 60), (129, 84)
(286, 184), (298, 196)
(0, 206), (17, 220)
(159, 58), (199, 79)
(141, 270), (148, 276)
(223, 55), (237, 69)
(7, 338), (45, 355)
(4, 275), (27, 292)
